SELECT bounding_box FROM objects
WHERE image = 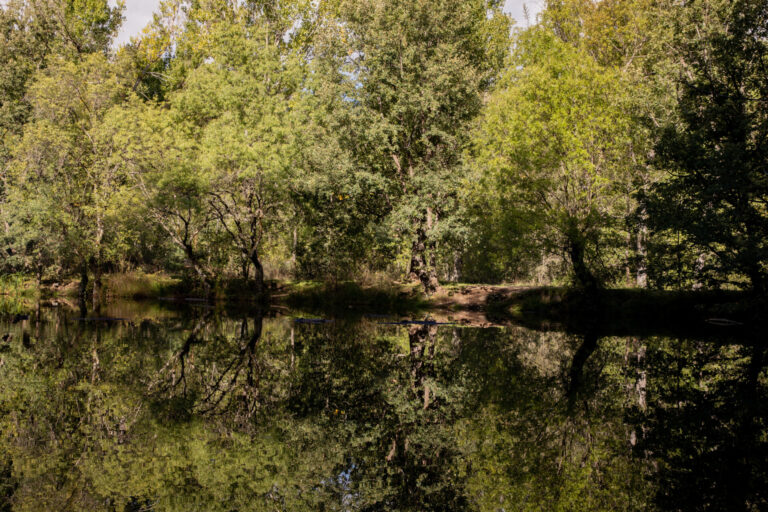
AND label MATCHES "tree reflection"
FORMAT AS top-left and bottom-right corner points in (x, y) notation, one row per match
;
(0, 305), (765, 510)
(637, 340), (768, 511)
